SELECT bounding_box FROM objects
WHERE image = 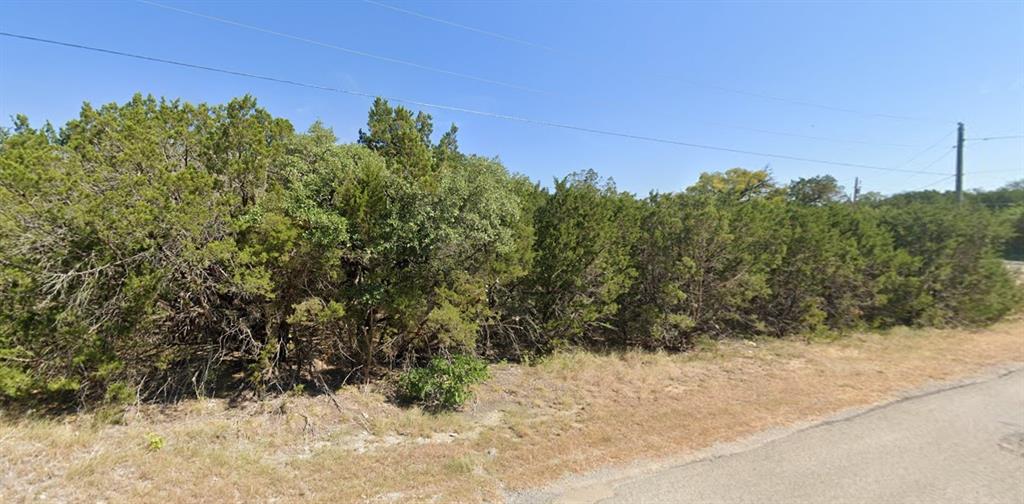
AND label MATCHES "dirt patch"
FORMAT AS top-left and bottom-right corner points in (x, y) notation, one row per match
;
(2, 319), (1023, 502)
